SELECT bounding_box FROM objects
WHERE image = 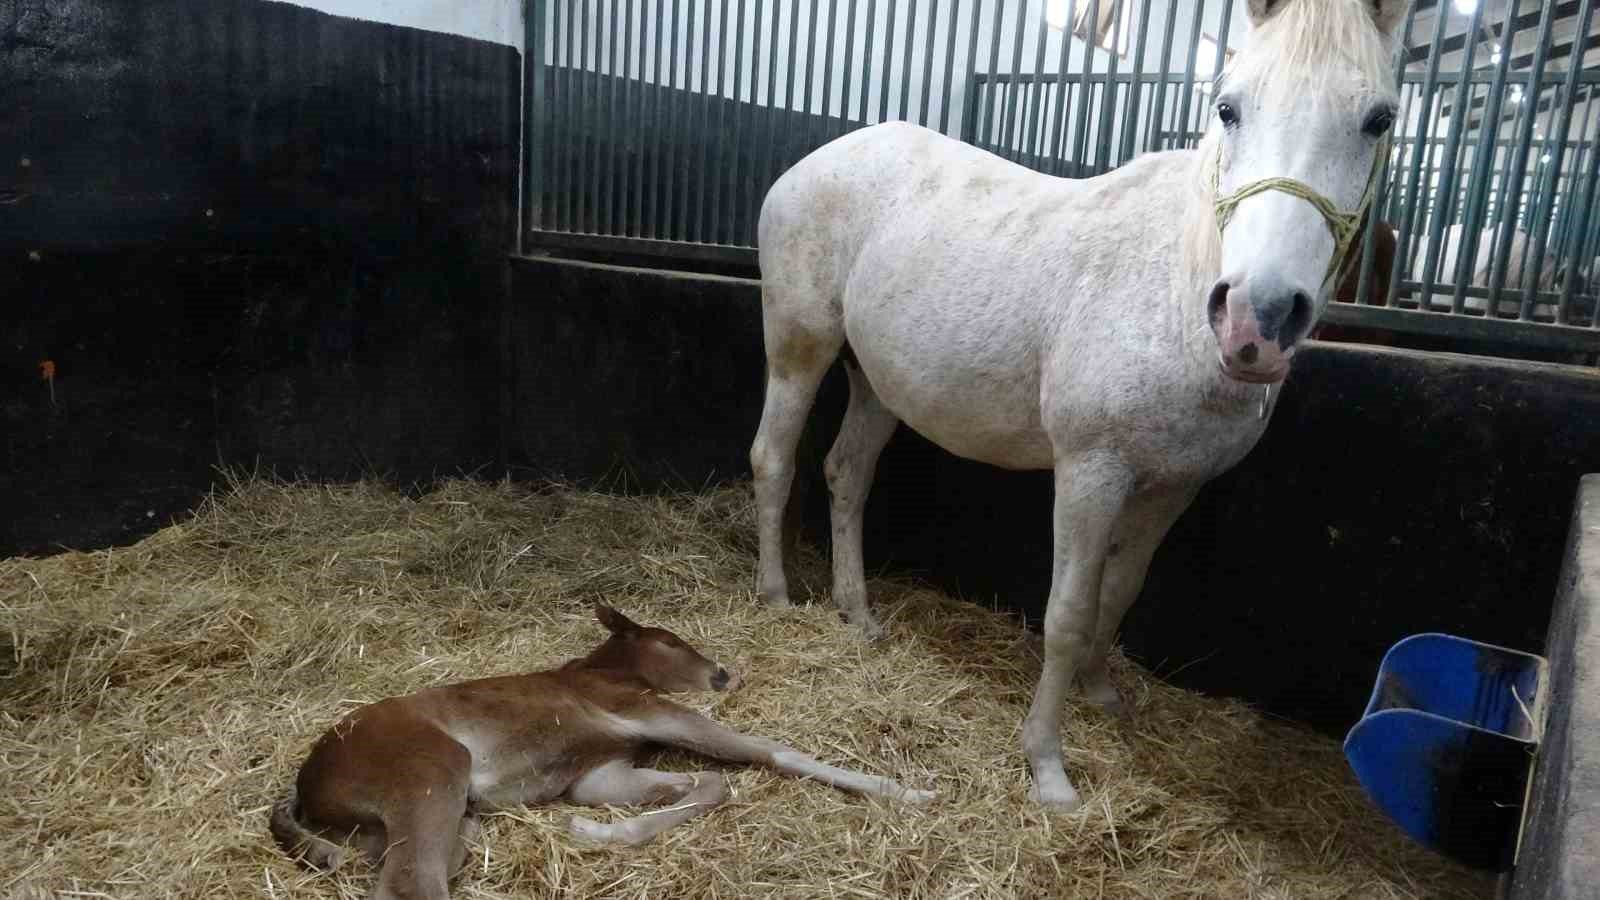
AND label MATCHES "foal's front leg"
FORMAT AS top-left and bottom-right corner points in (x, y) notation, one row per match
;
(644, 707), (935, 804)
(1021, 453), (1131, 812)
